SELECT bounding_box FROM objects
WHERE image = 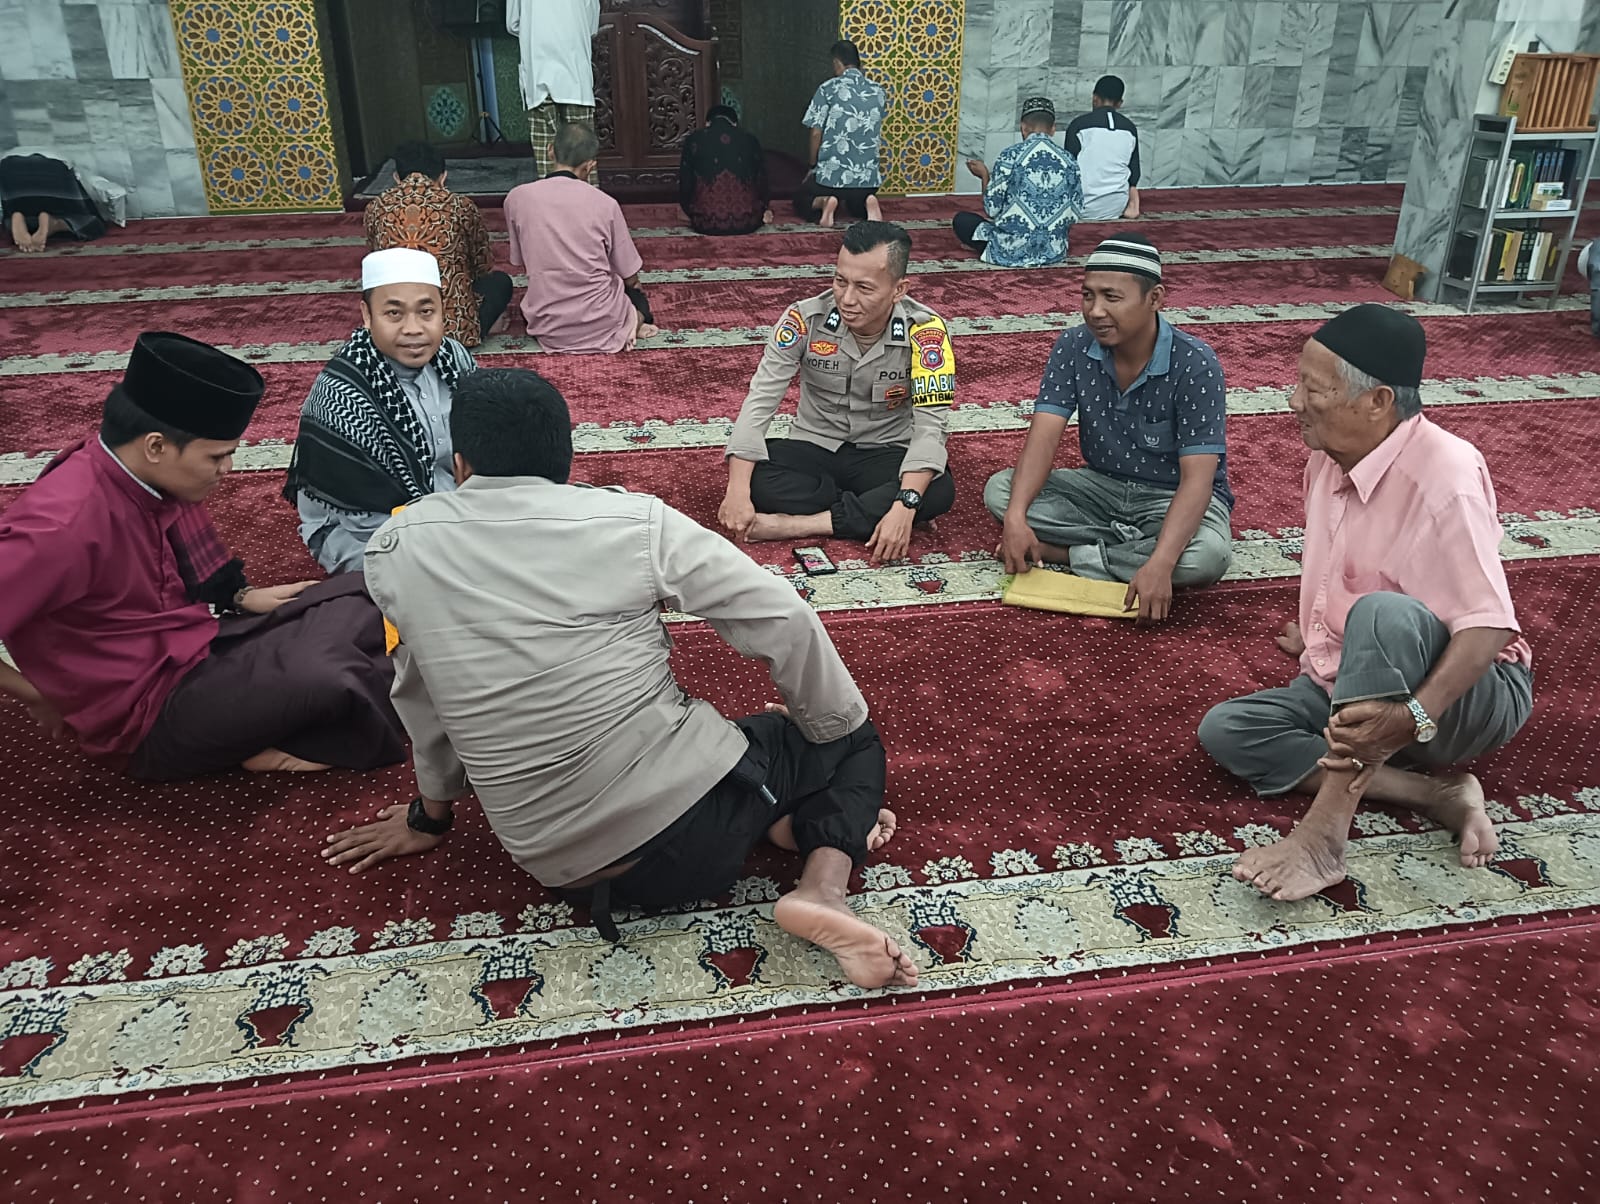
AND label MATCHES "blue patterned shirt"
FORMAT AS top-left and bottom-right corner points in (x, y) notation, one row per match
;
(803, 68), (887, 189)
(1033, 319), (1233, 508)
(975, 133), (1083, 268)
